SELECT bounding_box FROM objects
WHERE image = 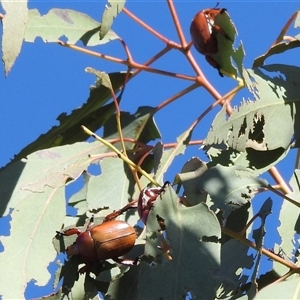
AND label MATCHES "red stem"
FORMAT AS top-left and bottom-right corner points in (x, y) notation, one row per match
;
(122, 7), (182, 50)
(166, 0), (188, 48)
(269, 167), (291, 194)
(58, 41), (195, 81)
